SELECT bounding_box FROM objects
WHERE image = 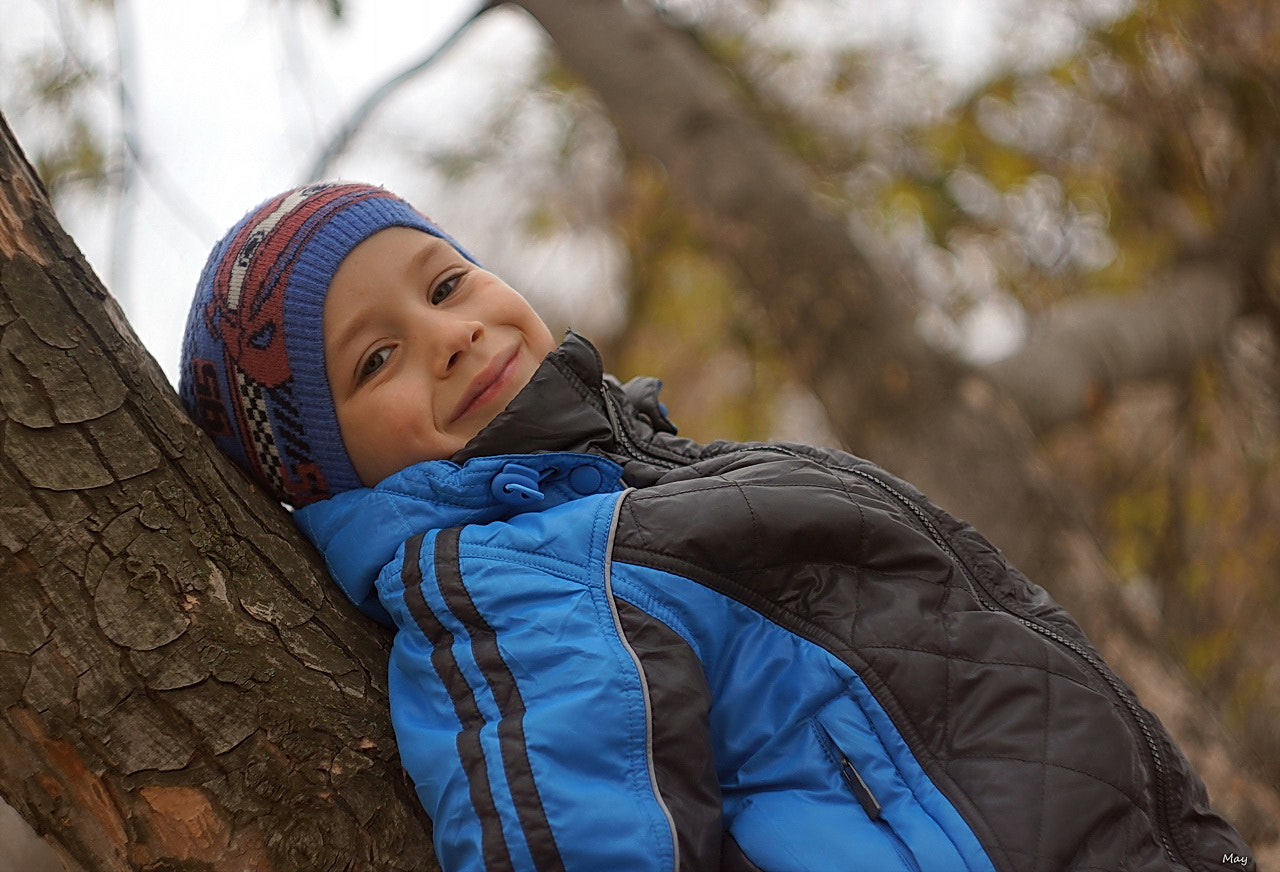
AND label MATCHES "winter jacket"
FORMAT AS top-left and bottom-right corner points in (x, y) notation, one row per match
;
(295, 333), (1254, 872)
